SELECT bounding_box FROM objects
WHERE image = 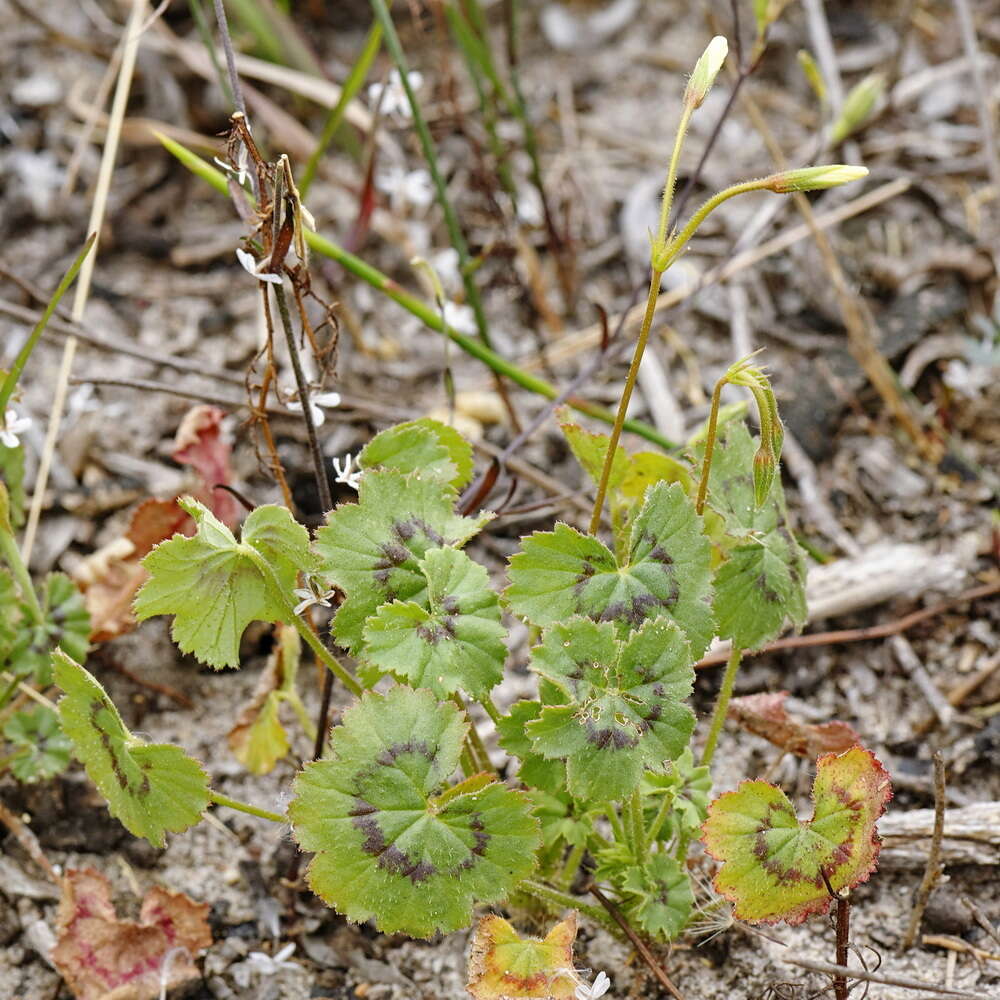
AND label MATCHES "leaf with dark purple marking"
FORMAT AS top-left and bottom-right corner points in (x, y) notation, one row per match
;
(362, 547), (506, 698)
(53, 652), (209, 848)
(702, 746), (892, 924)
(289, 686), (539, 937)
(315, 470), (492, 652)
(506, 482), (714, 656)
(359, 418), (475, 491)
(525, 617), (696, 802)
